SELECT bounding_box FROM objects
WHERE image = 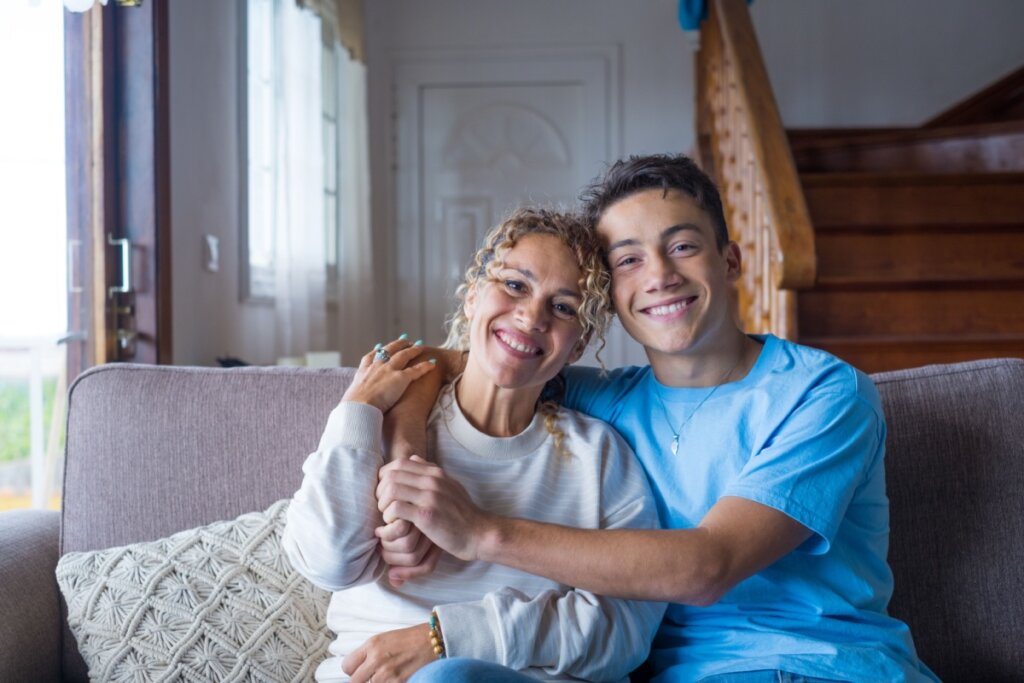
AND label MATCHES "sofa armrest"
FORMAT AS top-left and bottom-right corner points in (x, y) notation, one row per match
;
(0, 509), (62, 682)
